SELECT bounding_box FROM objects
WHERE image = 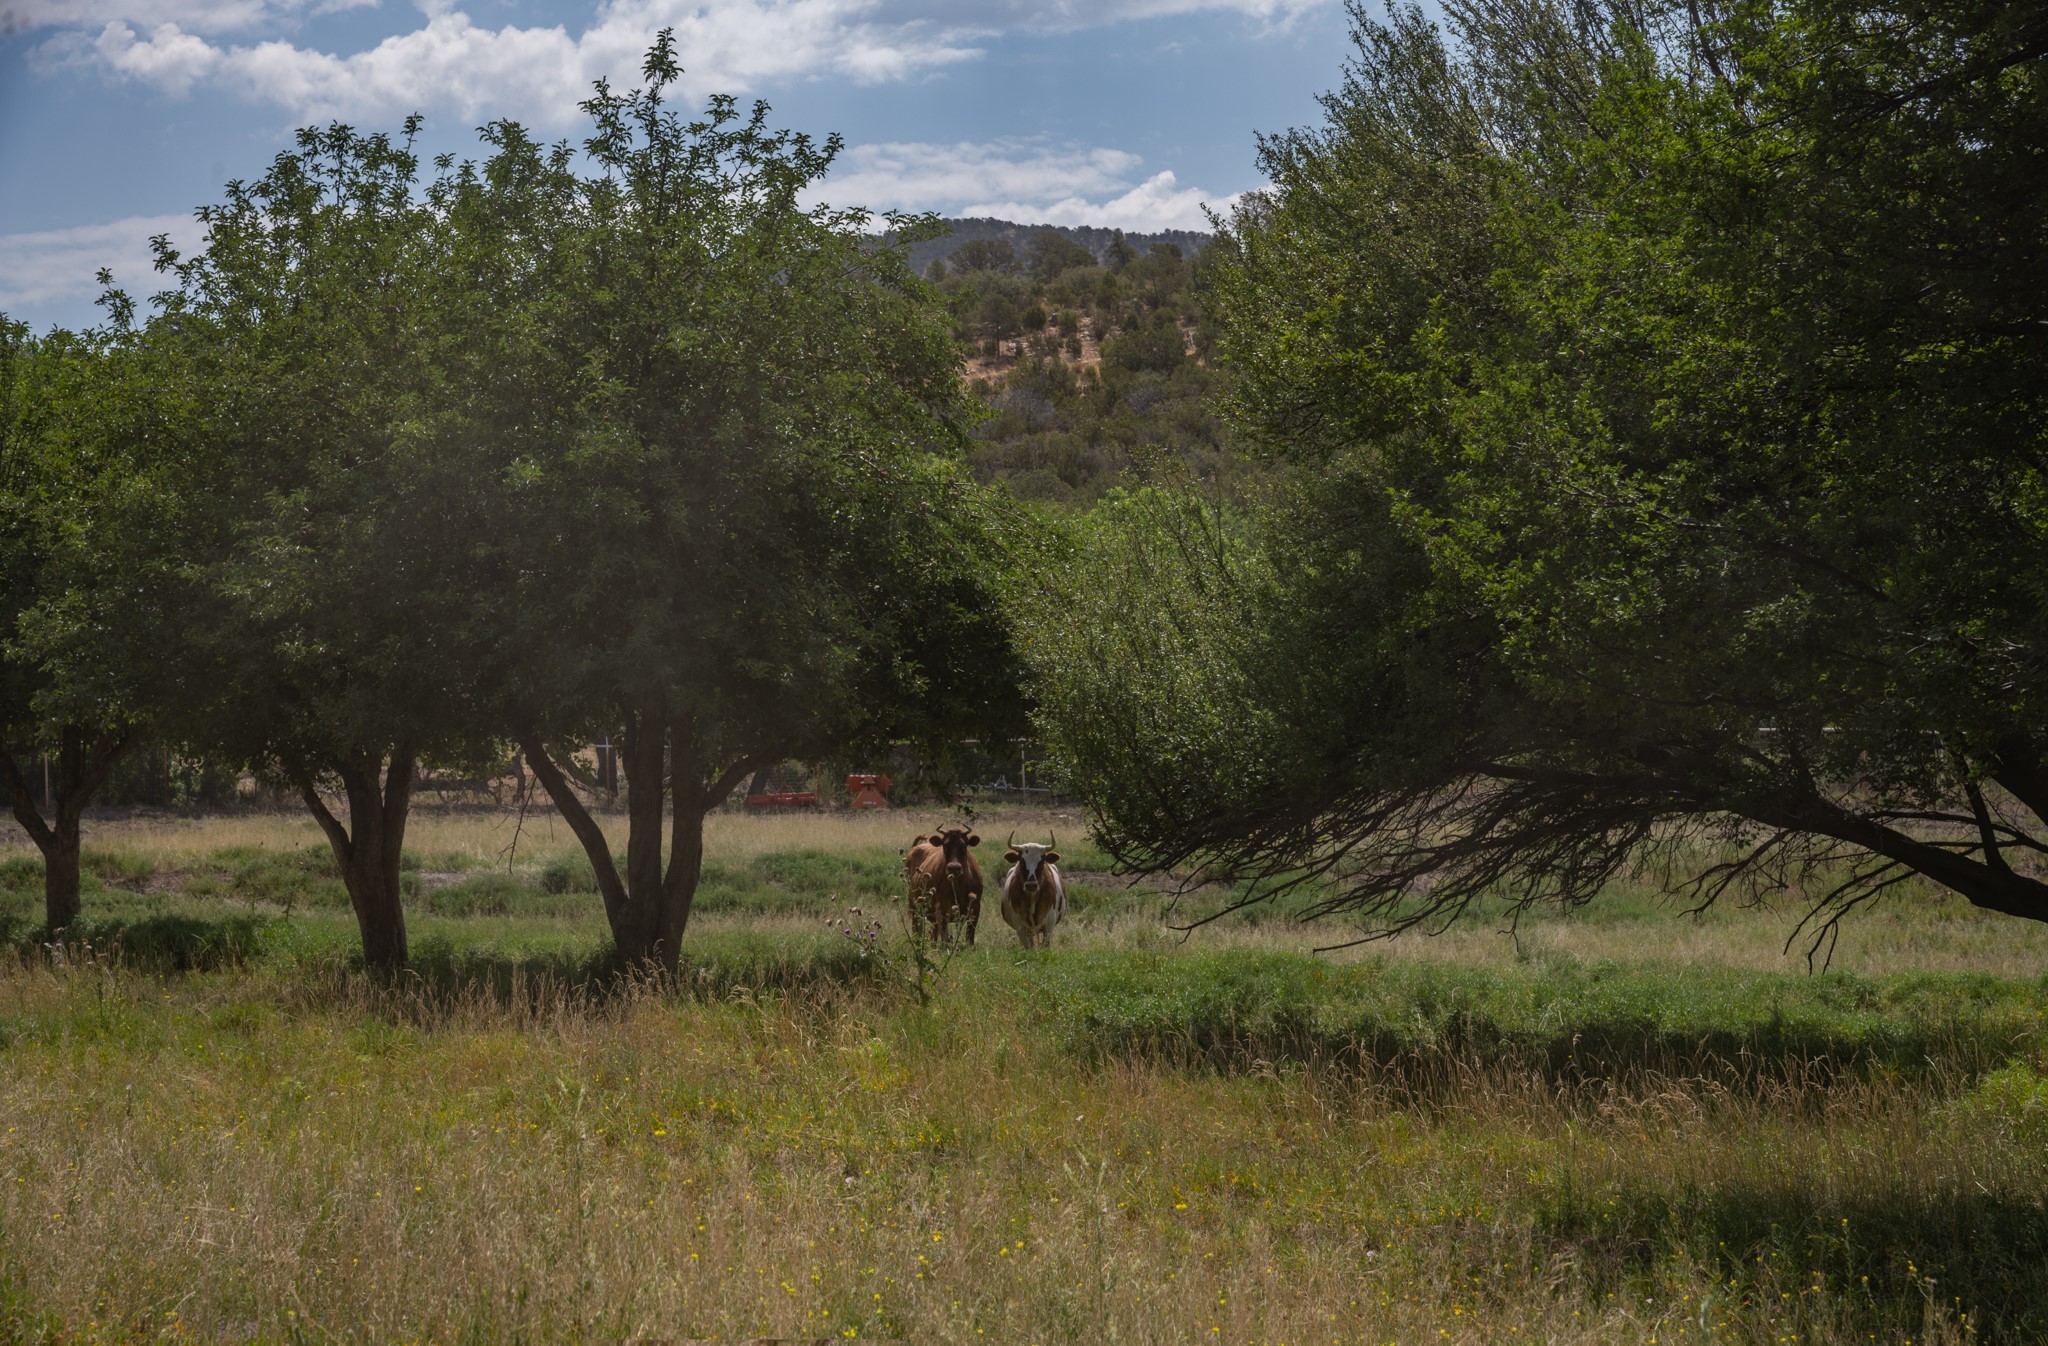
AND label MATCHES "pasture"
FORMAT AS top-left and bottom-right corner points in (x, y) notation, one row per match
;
(0, 805), (2045, 1342)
